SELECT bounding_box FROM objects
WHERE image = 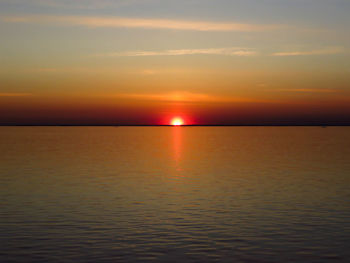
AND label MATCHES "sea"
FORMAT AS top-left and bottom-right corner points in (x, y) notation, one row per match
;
(1, 127), (349, 262)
